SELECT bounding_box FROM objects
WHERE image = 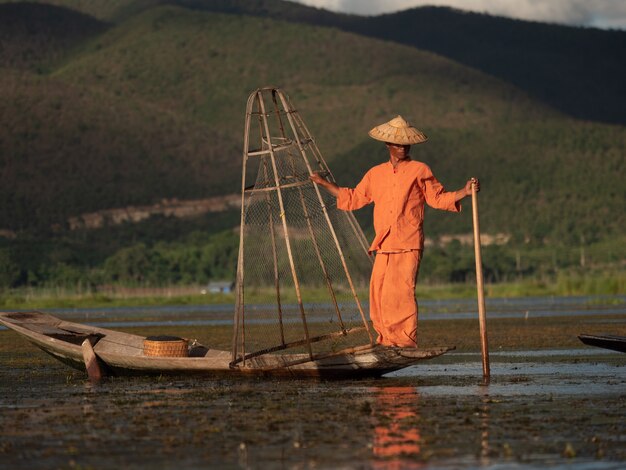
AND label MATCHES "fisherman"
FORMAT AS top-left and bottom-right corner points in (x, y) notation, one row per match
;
(310, 115), (479, 348)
